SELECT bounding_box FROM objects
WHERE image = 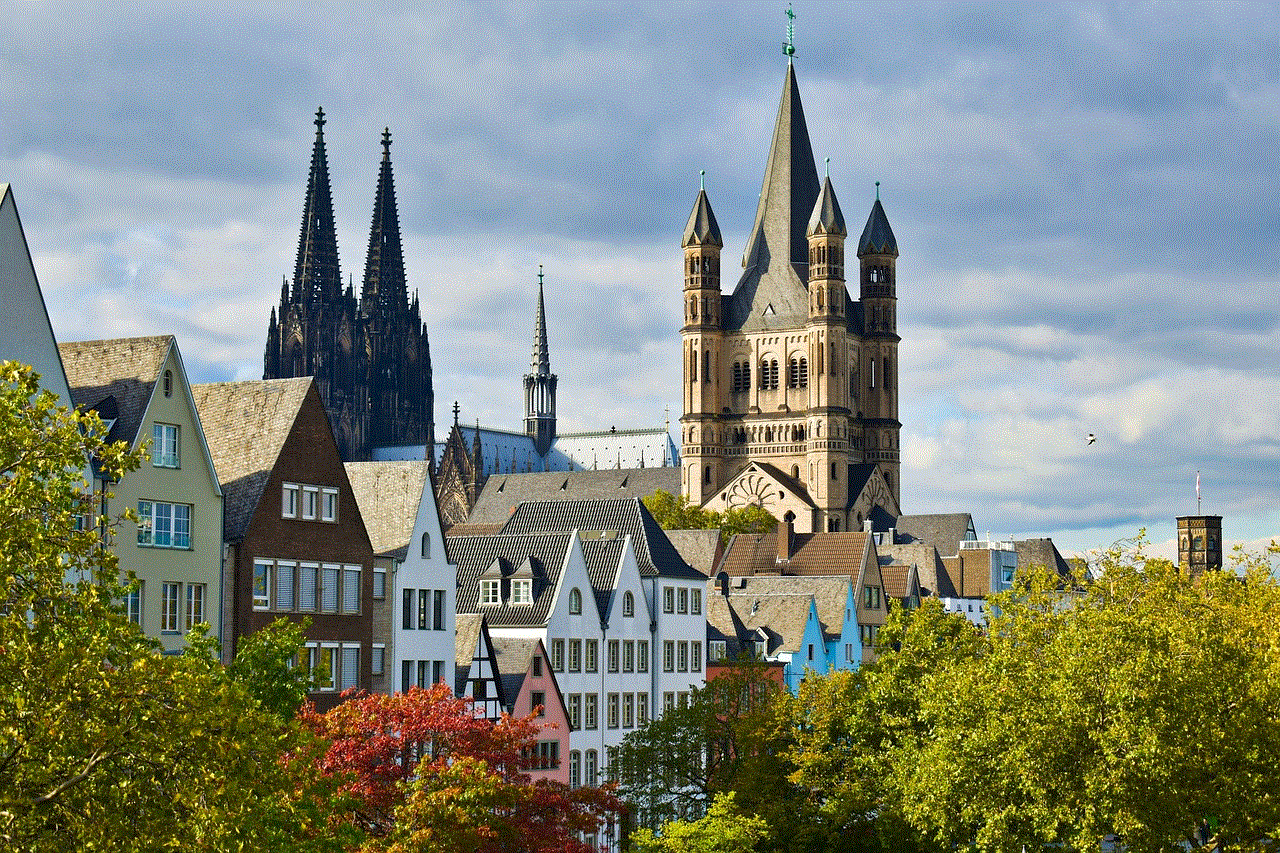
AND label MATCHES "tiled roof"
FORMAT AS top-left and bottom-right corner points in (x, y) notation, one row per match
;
(1015, 538), (1075, 582)
(469, 468), (679, 525)
(716, 574), (852, 645)
(450, 532), (574, 628)
(895, 513), (976, 554)
(807, 175), (847, 237)
(580, 537), (625, 620)
(719, 530), (869, 578)
(344, 460), (427, 556)
(665, 529), (722, 577)
(857, 197), (898, 257)
(58, 336), (173, 446)
(498, 498), (704, 580)
(491, 636), (539, 713)
(191, 377), (313, 541)
(683, 188), (723, 248)
(878, 561), (914, 599)
(880, 542), (957, 598)
(455, 612), (484, 670)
